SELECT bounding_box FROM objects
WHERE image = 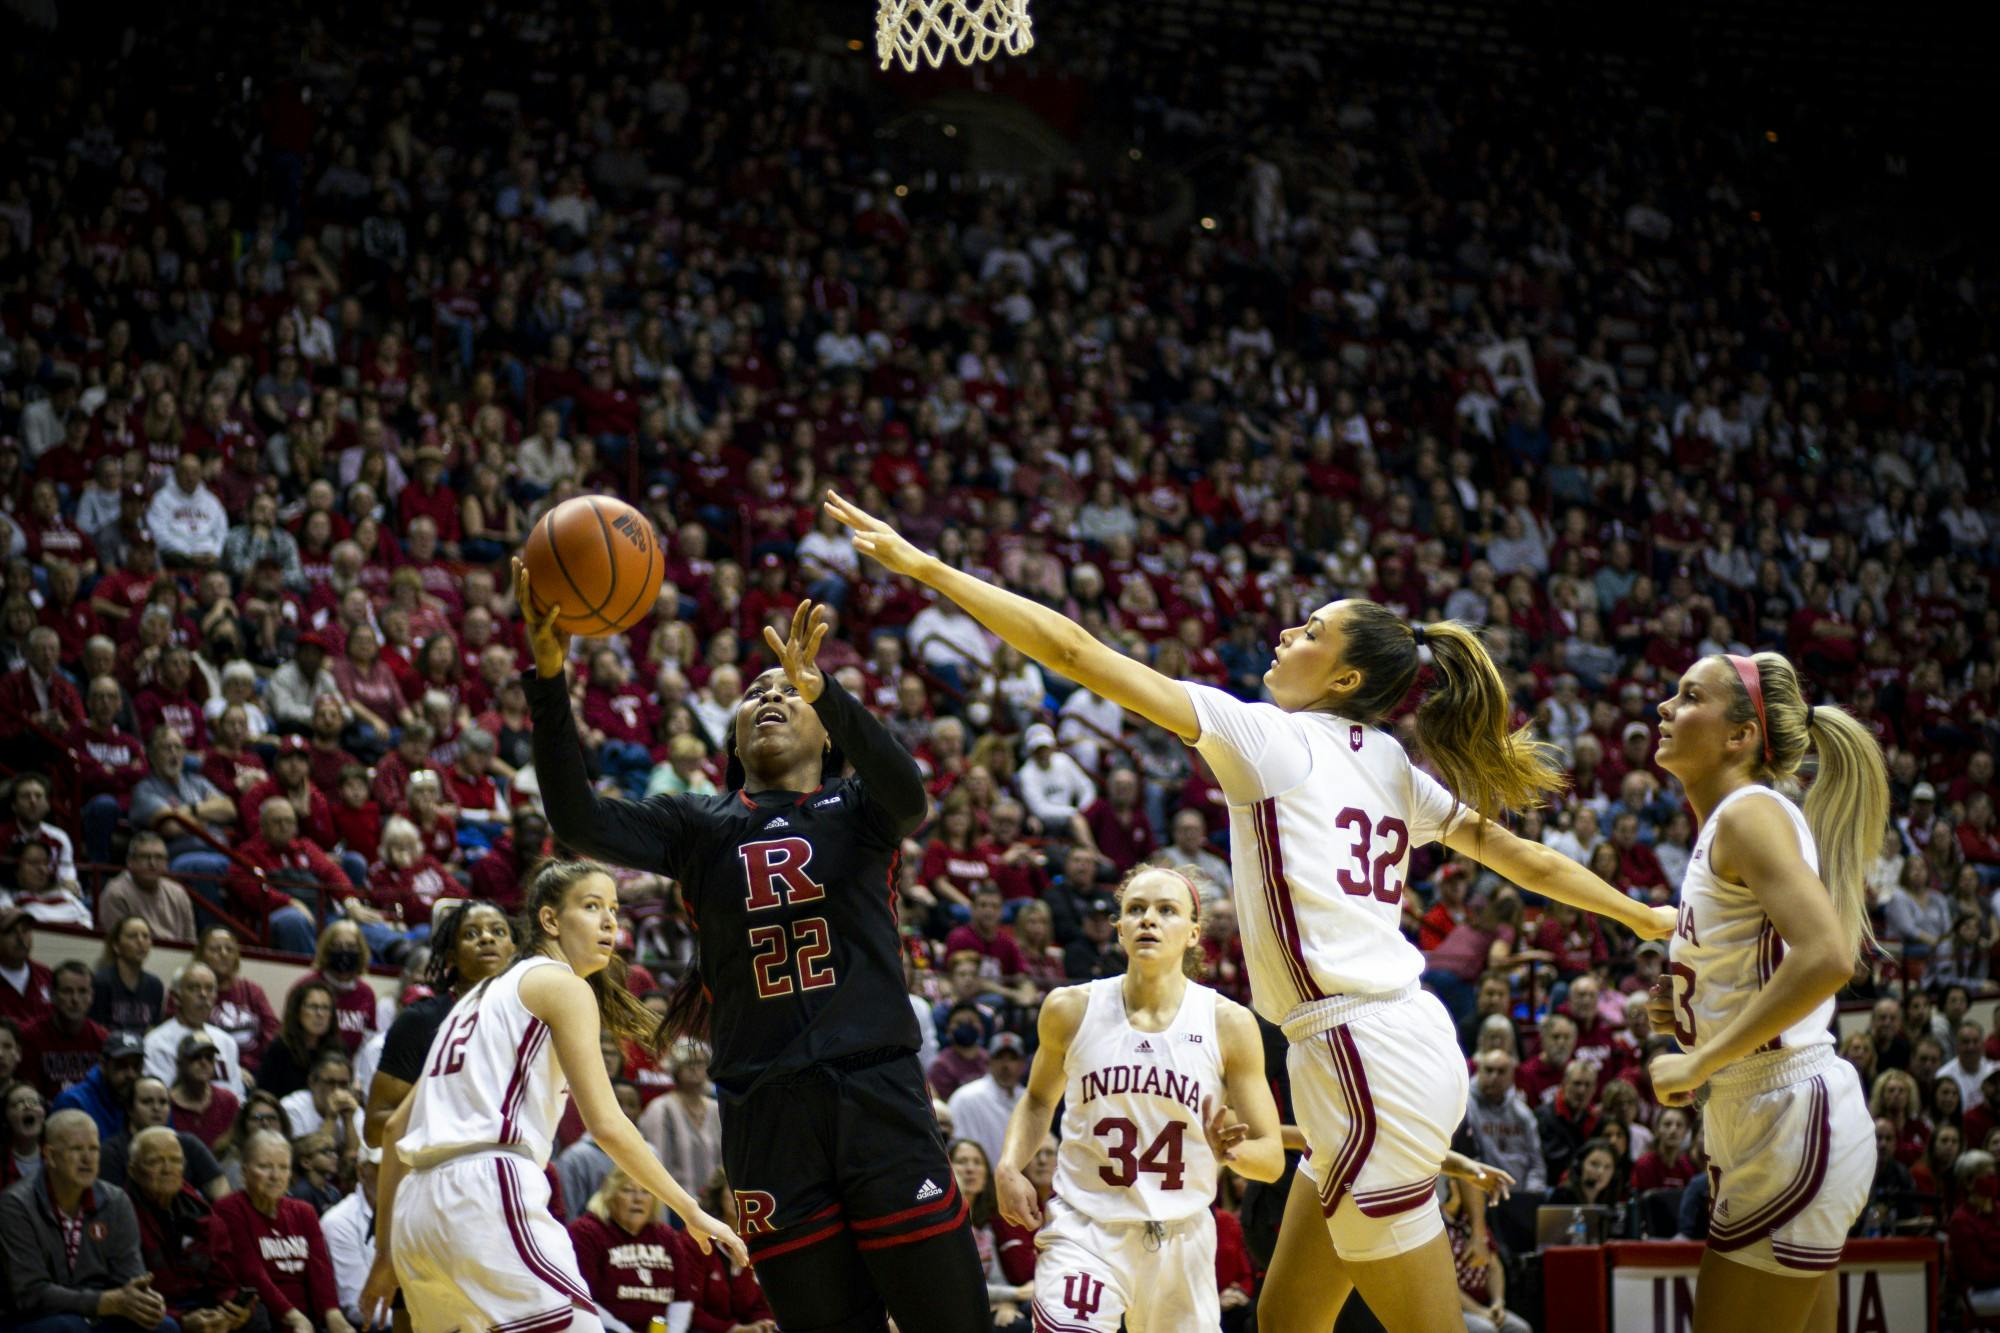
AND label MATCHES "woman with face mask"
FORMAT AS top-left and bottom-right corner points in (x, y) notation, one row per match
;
(1949, 1150), (2000, 1316)
(292, 921), (380, 1056)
